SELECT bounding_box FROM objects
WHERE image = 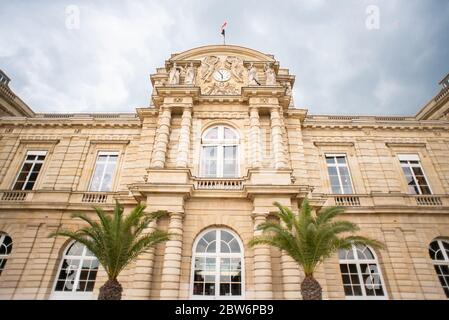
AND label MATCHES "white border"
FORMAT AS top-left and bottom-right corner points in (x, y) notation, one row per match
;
(339, 245), (388, 300)
(189, 228), (245, 300)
